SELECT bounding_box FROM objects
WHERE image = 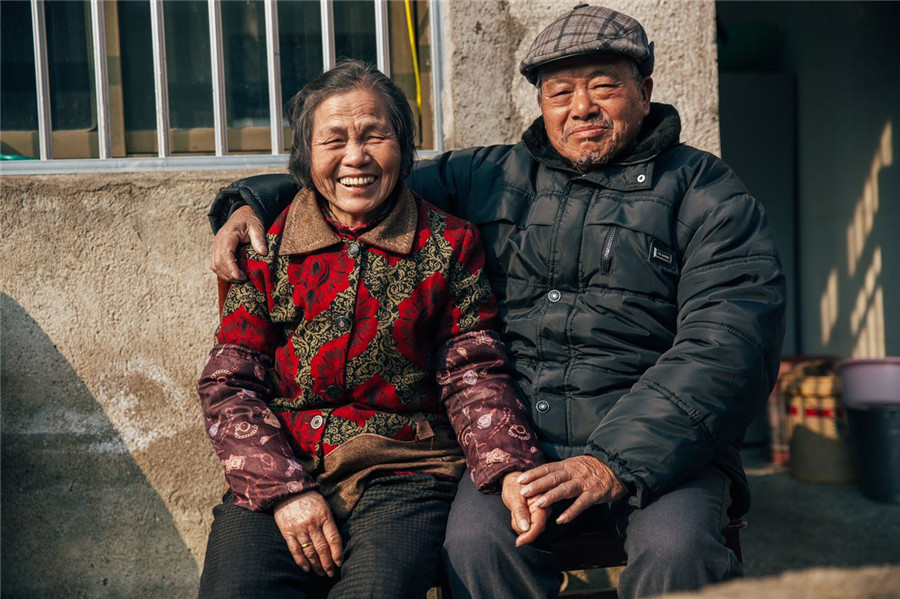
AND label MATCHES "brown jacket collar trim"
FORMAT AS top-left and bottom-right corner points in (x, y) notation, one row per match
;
(280, 185), (418, 256)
